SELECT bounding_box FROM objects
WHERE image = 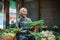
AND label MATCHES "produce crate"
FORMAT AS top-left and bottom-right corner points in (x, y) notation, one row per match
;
(4, 35), (13, 40)
(0, 33), (16, 40)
